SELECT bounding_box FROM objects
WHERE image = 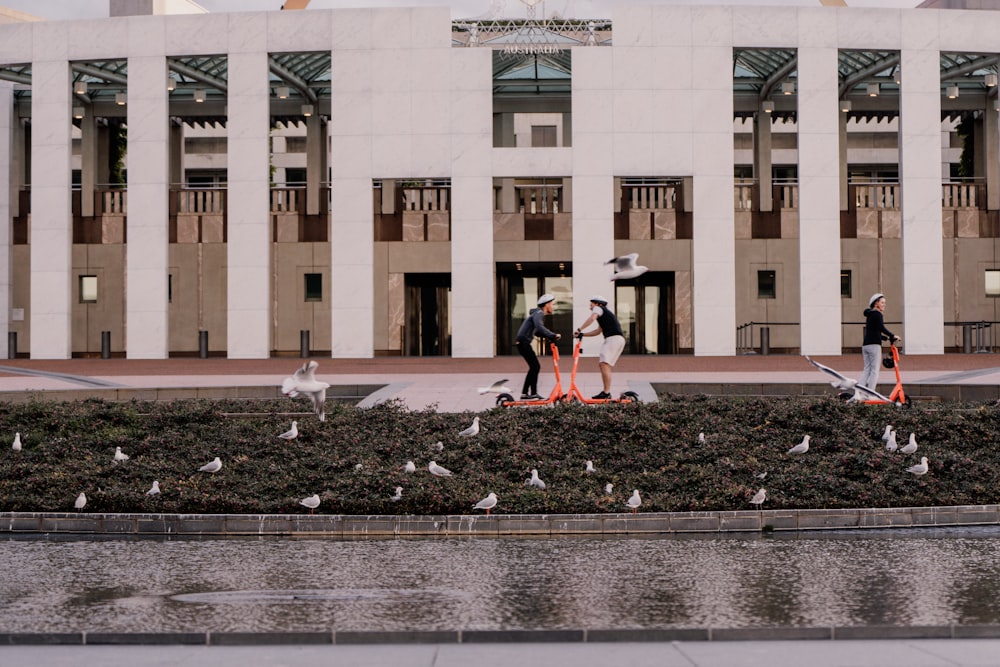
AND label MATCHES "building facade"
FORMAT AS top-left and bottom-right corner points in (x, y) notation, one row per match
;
(1, 3), (999, 360)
